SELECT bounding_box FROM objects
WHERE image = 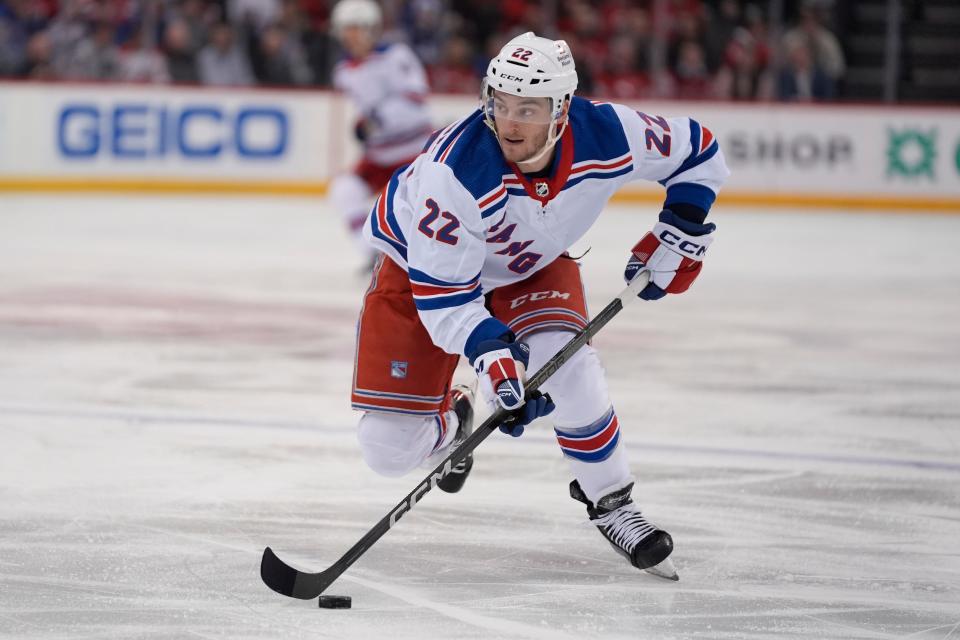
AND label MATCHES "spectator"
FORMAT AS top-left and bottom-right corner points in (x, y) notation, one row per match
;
(564, 1), (606, 81)
(197, 21), (254, 86)
(595, 34), (650, 100)
(66, 20), (121, 80)
(776, 39), (834, 101)
(163, 19), (199, 83)
(276, 0), (328, 85)
(22, 31), (57, 79)
(0, 0), (851, 103)
(168, 0), (214, 53)
(714, 28), (770, 101)
(255, 23), (313, 85)
(613, 7), (652, 72)
(401, 0), (447, 66)
(704, 0), (741, 73)
(783, 1), (845, 85)
(0, 16), (27, 76)
(672, 40), (712, 99)
(120, 26), (171, 83)
(229, 0), (282, 30)
(0, 0), (52, 76)
(427, 34), (476, 94)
